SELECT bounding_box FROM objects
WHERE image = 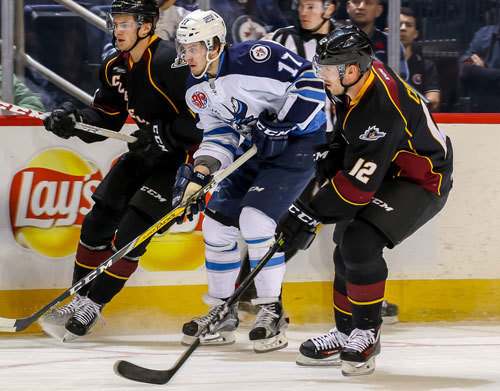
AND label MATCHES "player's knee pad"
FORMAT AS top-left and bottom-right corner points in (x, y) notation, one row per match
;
(339, 220), (389, 284)
(80, 201), (121, 246)
(113, 206), (155, 259)
(240, 207), (282, 267)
